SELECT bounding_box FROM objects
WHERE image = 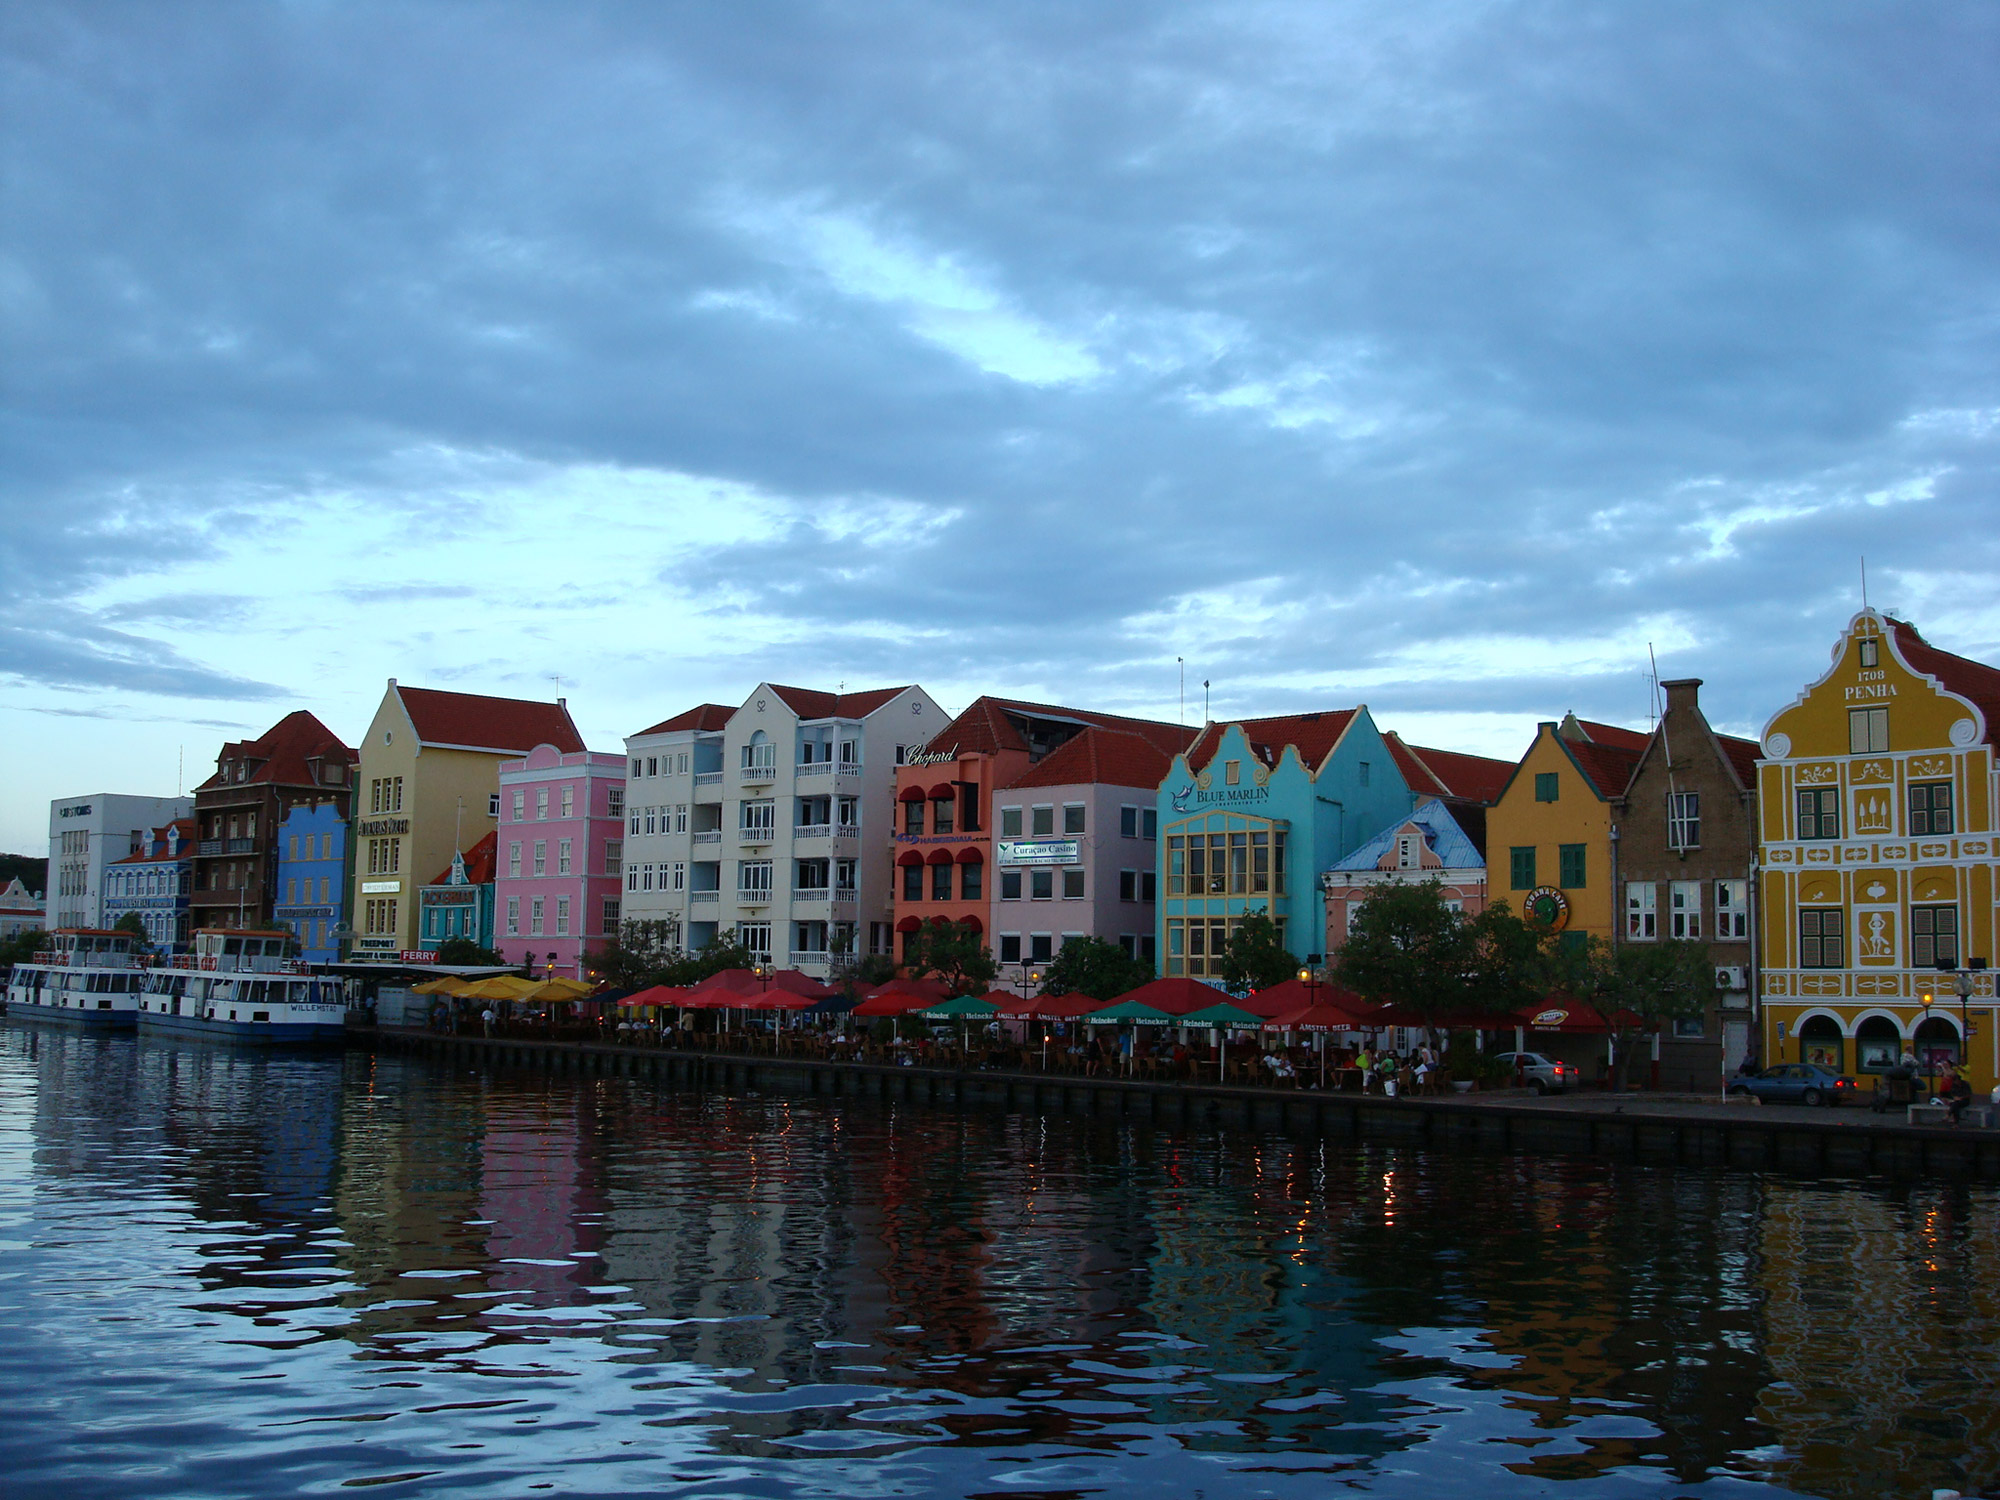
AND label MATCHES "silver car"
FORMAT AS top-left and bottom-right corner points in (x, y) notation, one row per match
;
(1493, 1050), (1580, 1094)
